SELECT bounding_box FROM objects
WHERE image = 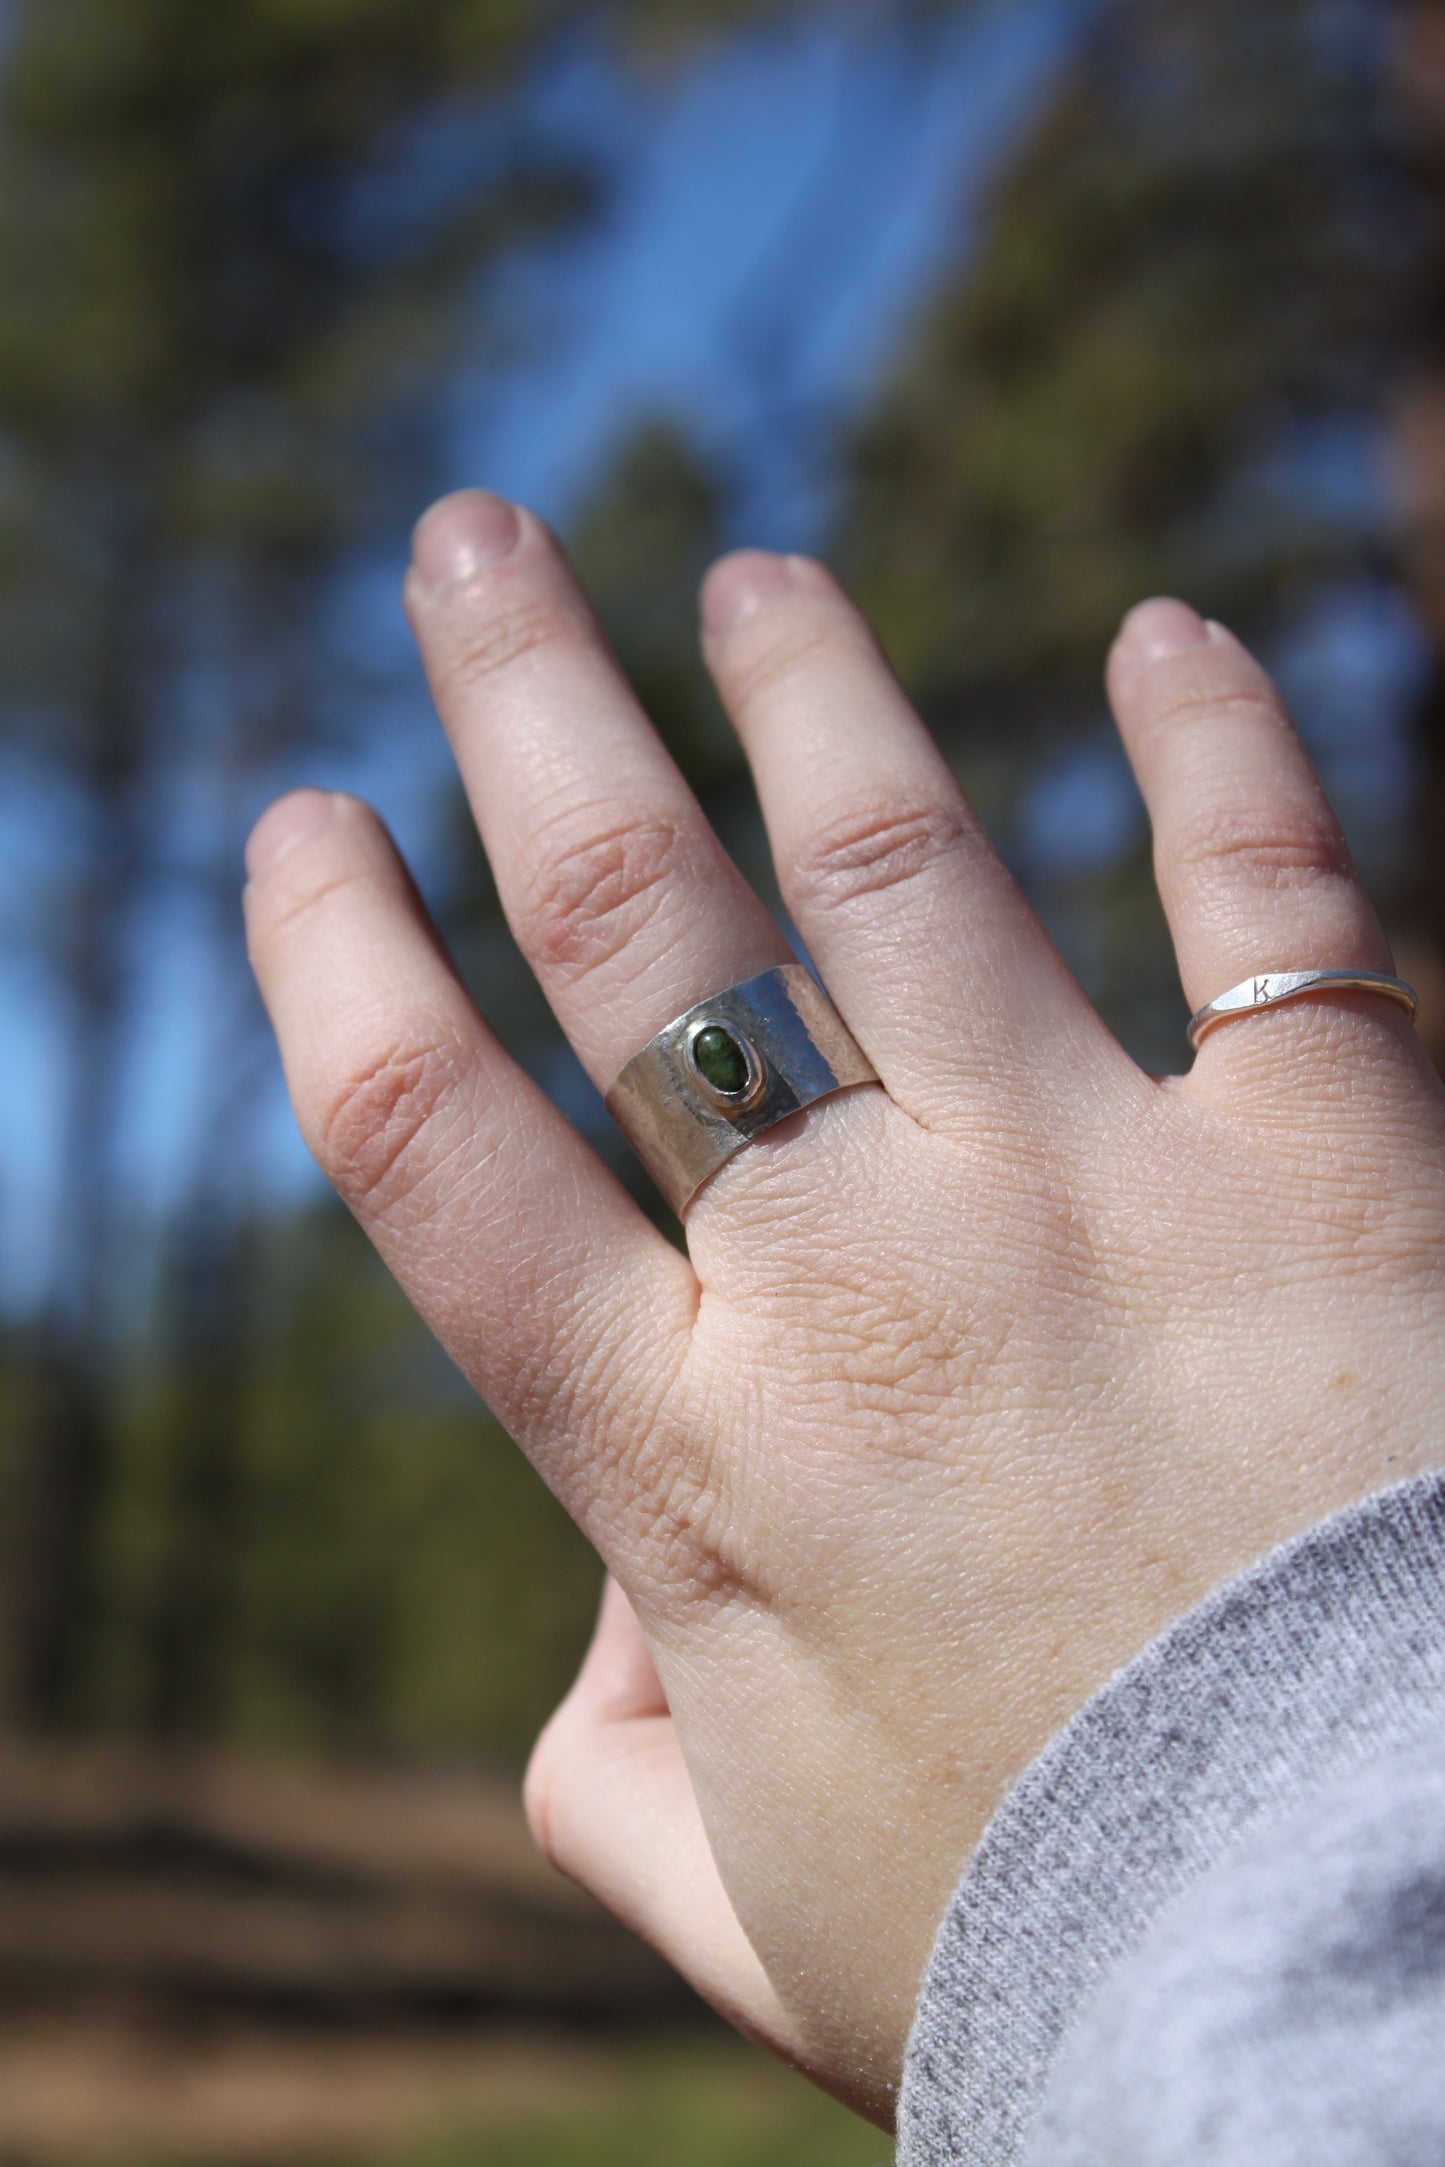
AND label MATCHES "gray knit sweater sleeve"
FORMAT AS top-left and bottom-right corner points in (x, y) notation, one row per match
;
(897, 1470), (1445, 2167)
